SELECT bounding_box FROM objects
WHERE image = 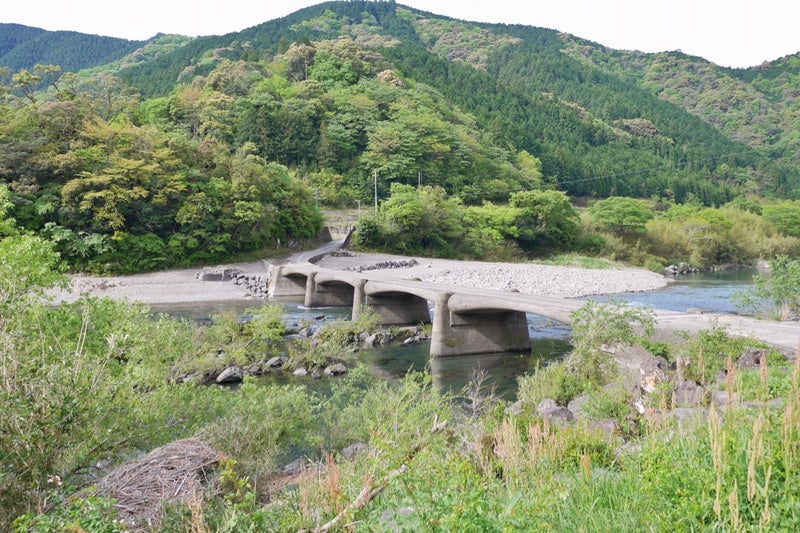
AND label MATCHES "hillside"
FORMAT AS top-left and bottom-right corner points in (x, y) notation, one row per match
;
(1, 1), (799, 272)
(0, 23), (144, 72)
(107, 2), (799, 199)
